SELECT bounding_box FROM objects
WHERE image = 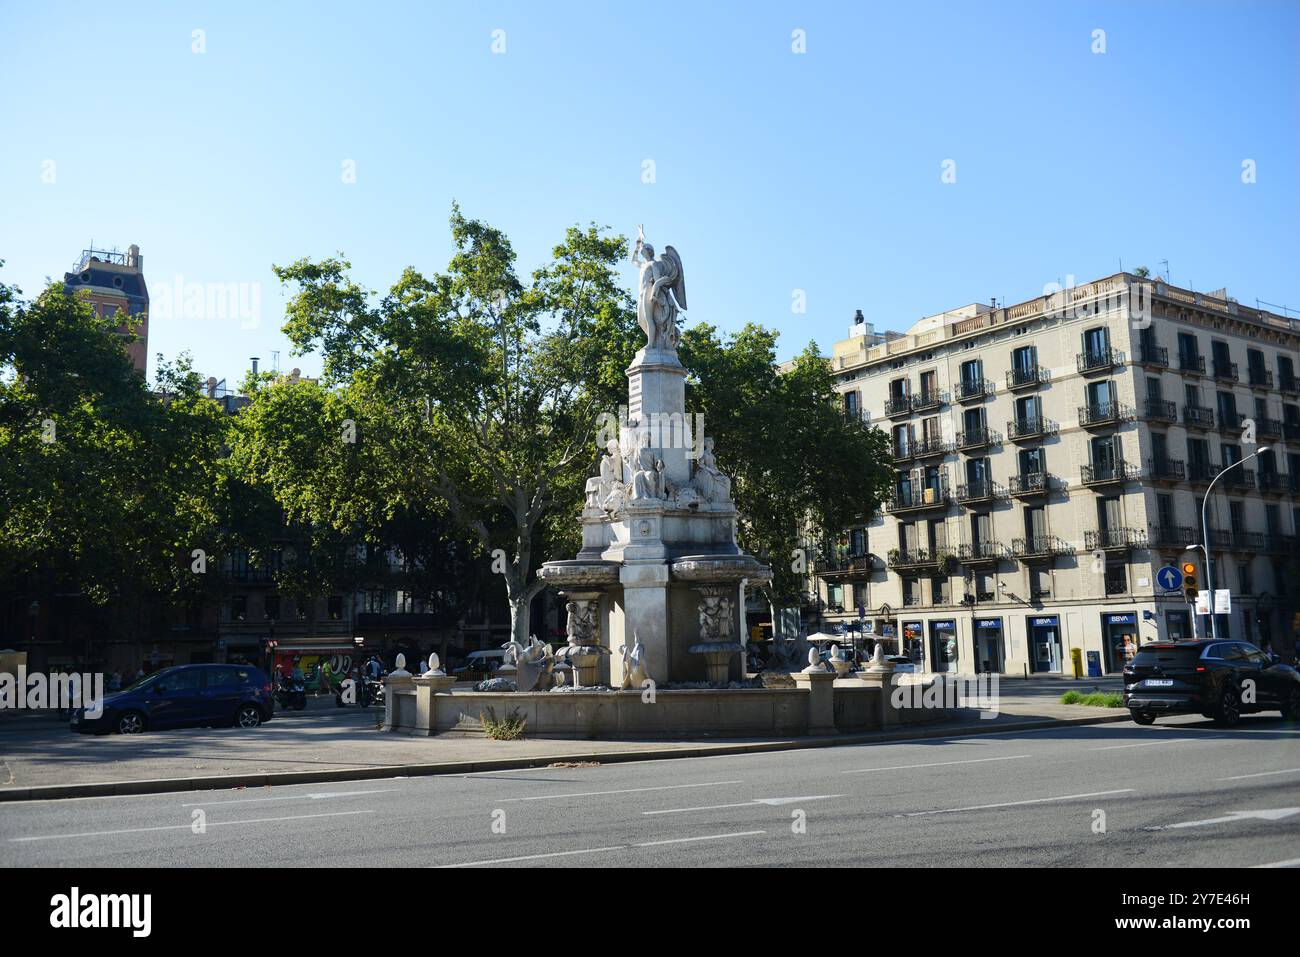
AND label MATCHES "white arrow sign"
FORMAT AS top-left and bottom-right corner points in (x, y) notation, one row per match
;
(1146, 808), (1300, 830)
